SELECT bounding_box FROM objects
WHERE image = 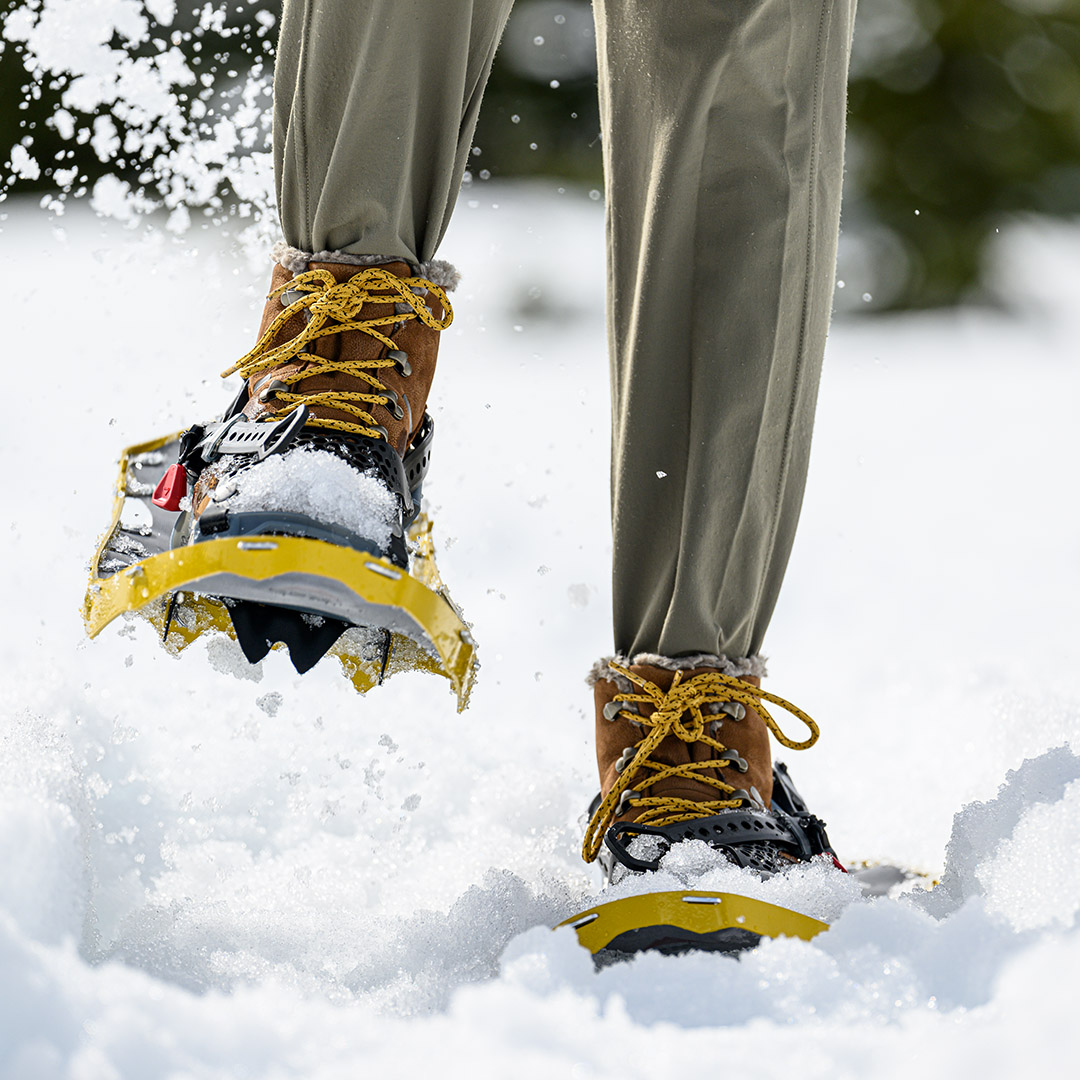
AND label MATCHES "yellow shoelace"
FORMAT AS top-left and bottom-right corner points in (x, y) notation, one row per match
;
(581, 664), (819, 863)
(221, 266), (454, 440)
